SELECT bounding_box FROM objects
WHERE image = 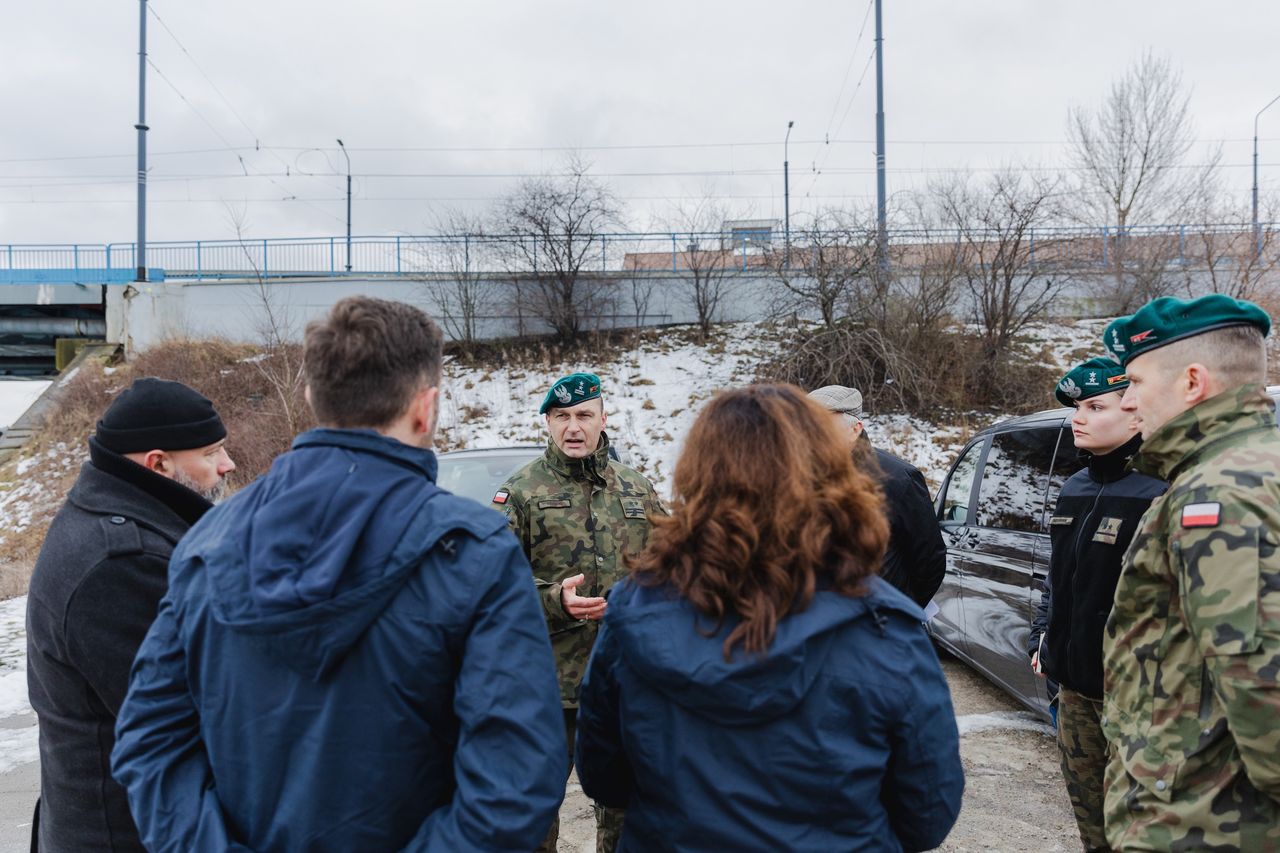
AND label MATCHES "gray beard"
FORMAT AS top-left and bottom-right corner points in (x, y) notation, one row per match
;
(174, 469), (229, 504)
